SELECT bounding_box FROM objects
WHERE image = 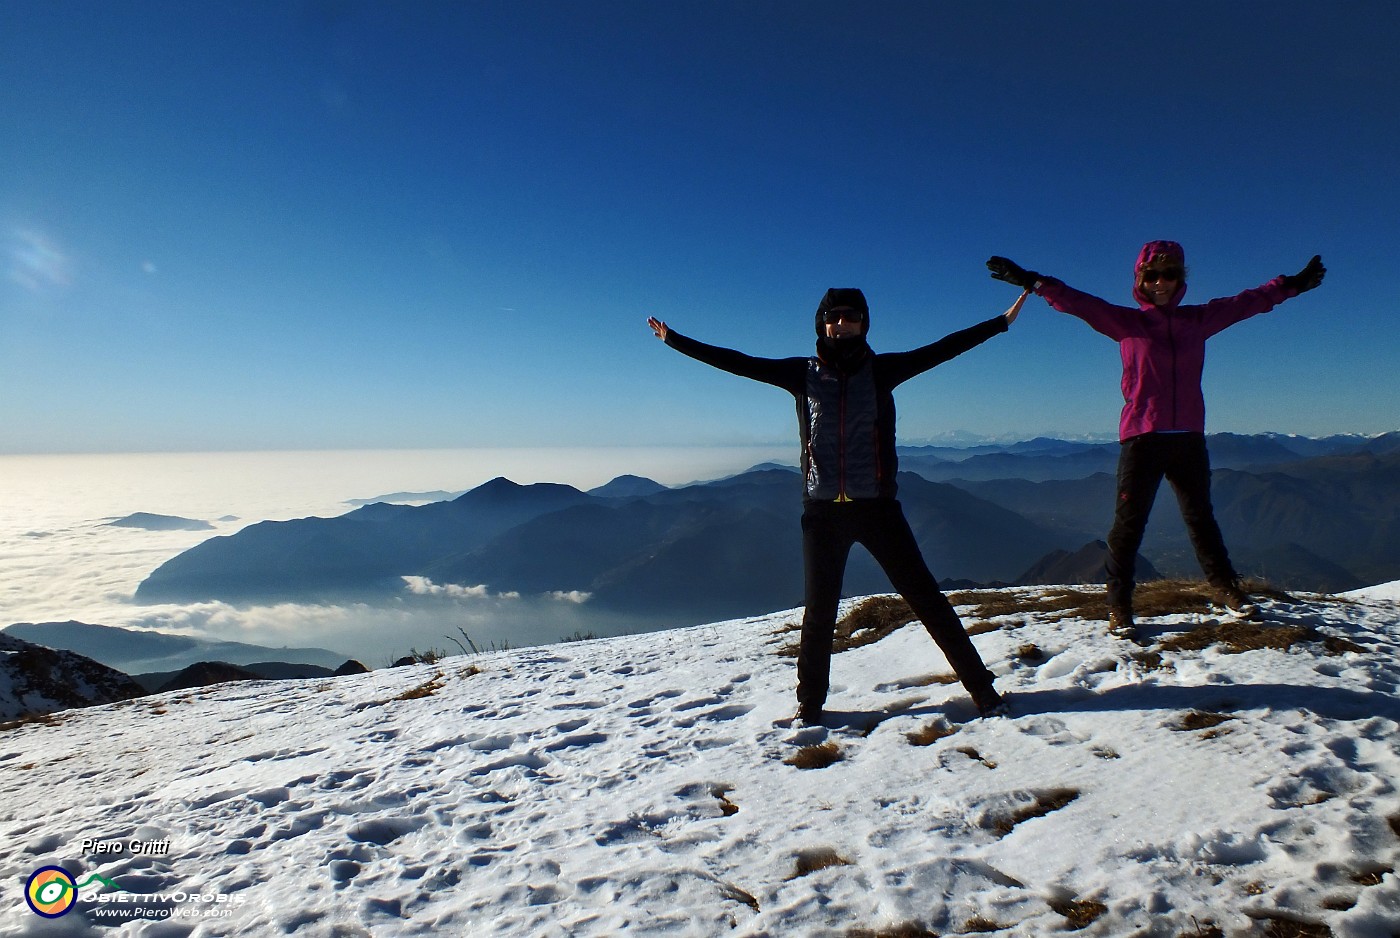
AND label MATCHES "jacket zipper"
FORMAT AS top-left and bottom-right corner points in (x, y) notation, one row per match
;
(873, 421), (882, 490)
(1168, 313), (1178, 428)
(837, 375), (848, 501)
